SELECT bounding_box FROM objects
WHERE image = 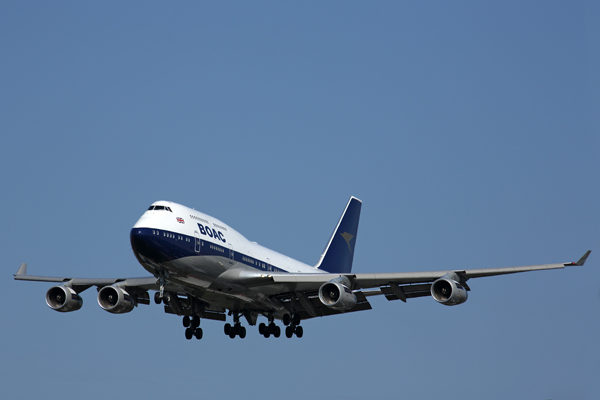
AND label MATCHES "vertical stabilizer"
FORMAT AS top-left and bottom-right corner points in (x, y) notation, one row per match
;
(316, 197), (362, 274)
